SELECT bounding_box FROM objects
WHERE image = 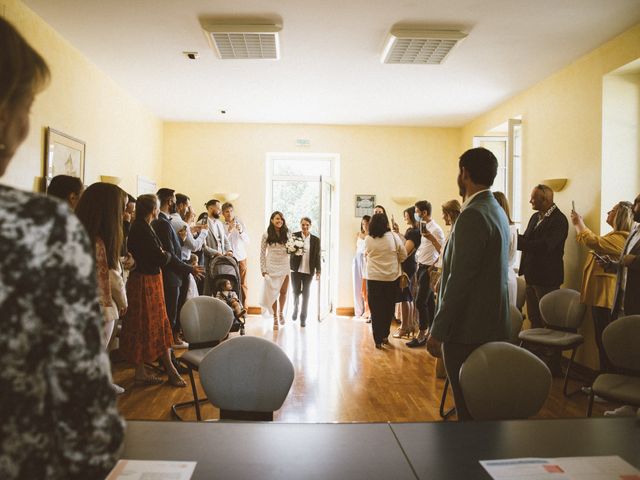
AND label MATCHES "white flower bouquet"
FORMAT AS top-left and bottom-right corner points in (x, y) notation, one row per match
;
(285, 237), (305, 256)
